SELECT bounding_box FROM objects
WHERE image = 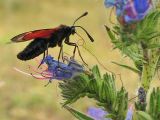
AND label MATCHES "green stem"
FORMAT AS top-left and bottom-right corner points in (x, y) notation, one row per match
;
(141, 49), (160, 92)
(136, 42), (160, 111)
(141, 42), (150, 91)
